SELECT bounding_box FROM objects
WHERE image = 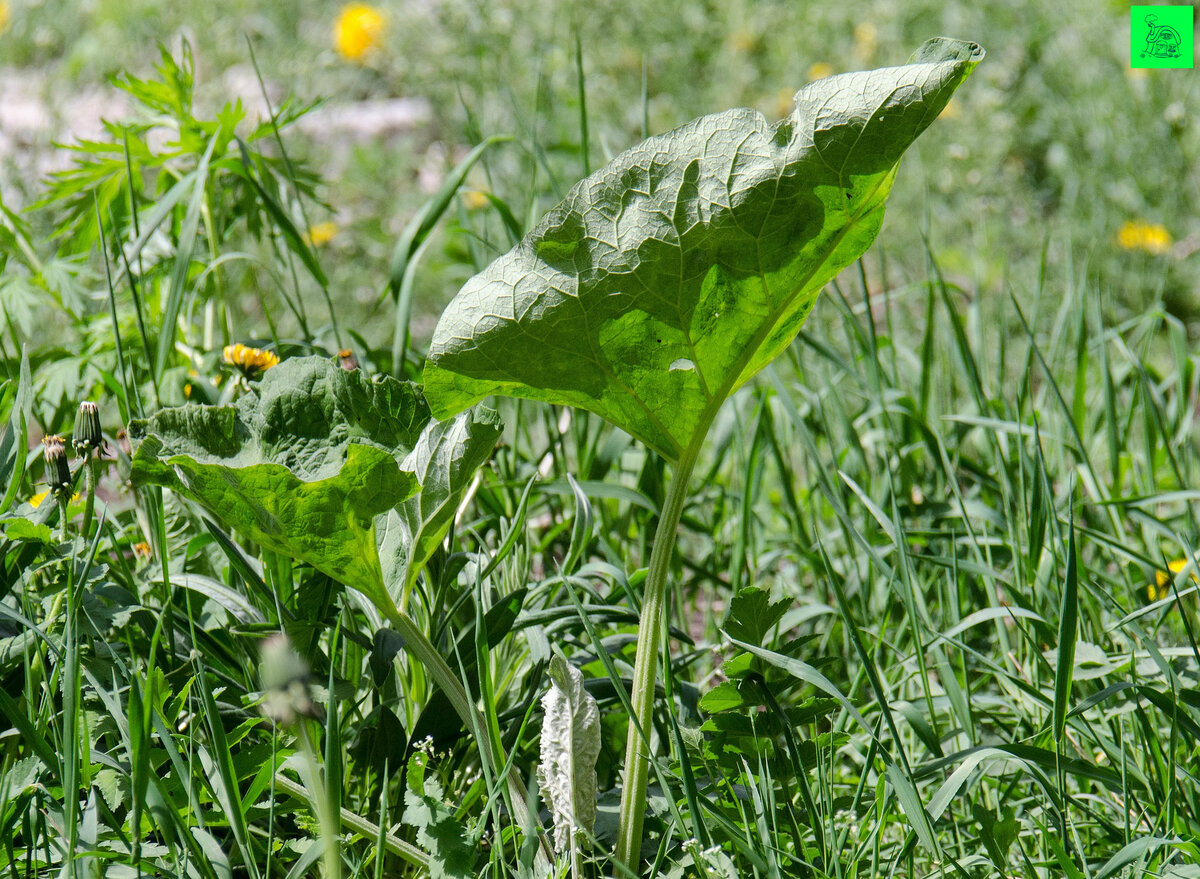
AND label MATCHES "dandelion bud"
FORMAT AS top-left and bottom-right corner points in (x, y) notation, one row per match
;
(43, 435), (72, 497)
(337, 349), (359, 371)
(74, 401), (104, 456)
